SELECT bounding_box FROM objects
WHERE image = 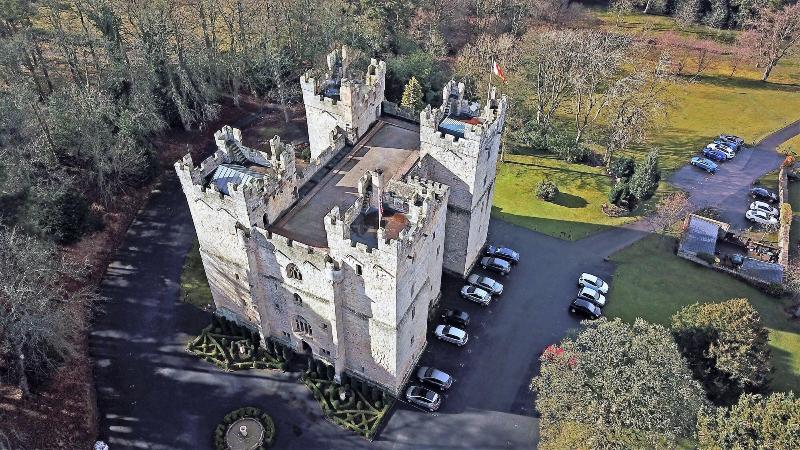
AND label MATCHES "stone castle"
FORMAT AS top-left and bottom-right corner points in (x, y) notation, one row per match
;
(175, 47), (507, 394)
